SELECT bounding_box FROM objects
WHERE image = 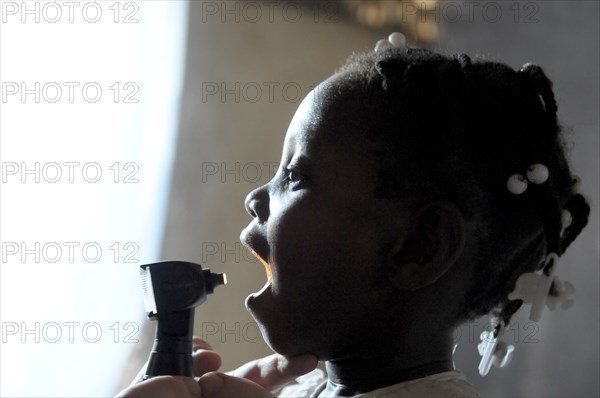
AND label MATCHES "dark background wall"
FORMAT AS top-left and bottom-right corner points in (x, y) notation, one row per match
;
(152, 1), (598, 396)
